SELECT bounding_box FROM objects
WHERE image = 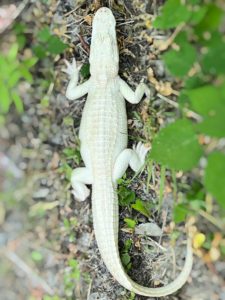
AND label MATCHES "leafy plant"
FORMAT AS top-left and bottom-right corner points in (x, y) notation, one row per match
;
(118, 178), (135, 207)
(124, 217), (136, 229)
(152, 1), (225, 212)
(121, 239), (133, 271)
(131, 199), (151, 218)
(0, 43), (37, 119)
(33, 27), (68, 58)
(64, 259), (80, 297)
